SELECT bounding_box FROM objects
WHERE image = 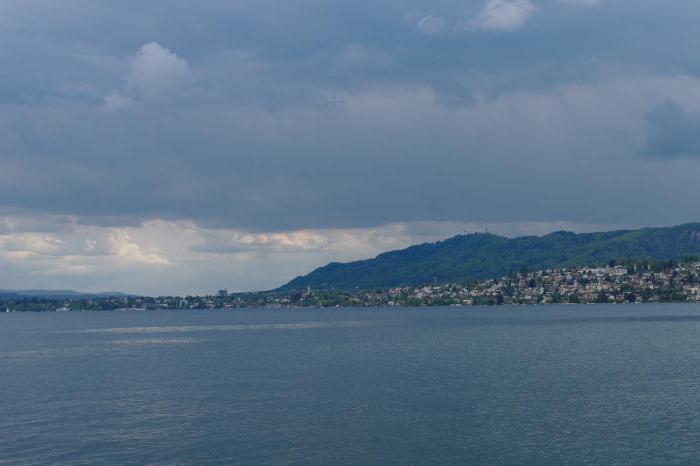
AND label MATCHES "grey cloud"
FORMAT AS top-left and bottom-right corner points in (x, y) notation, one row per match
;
(643, 101), (700, 159)
(0, 1), (700, 235)
(2, 77), (697, 231)
(0, 2), (697, 109)
(430, 79), (477, 107)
